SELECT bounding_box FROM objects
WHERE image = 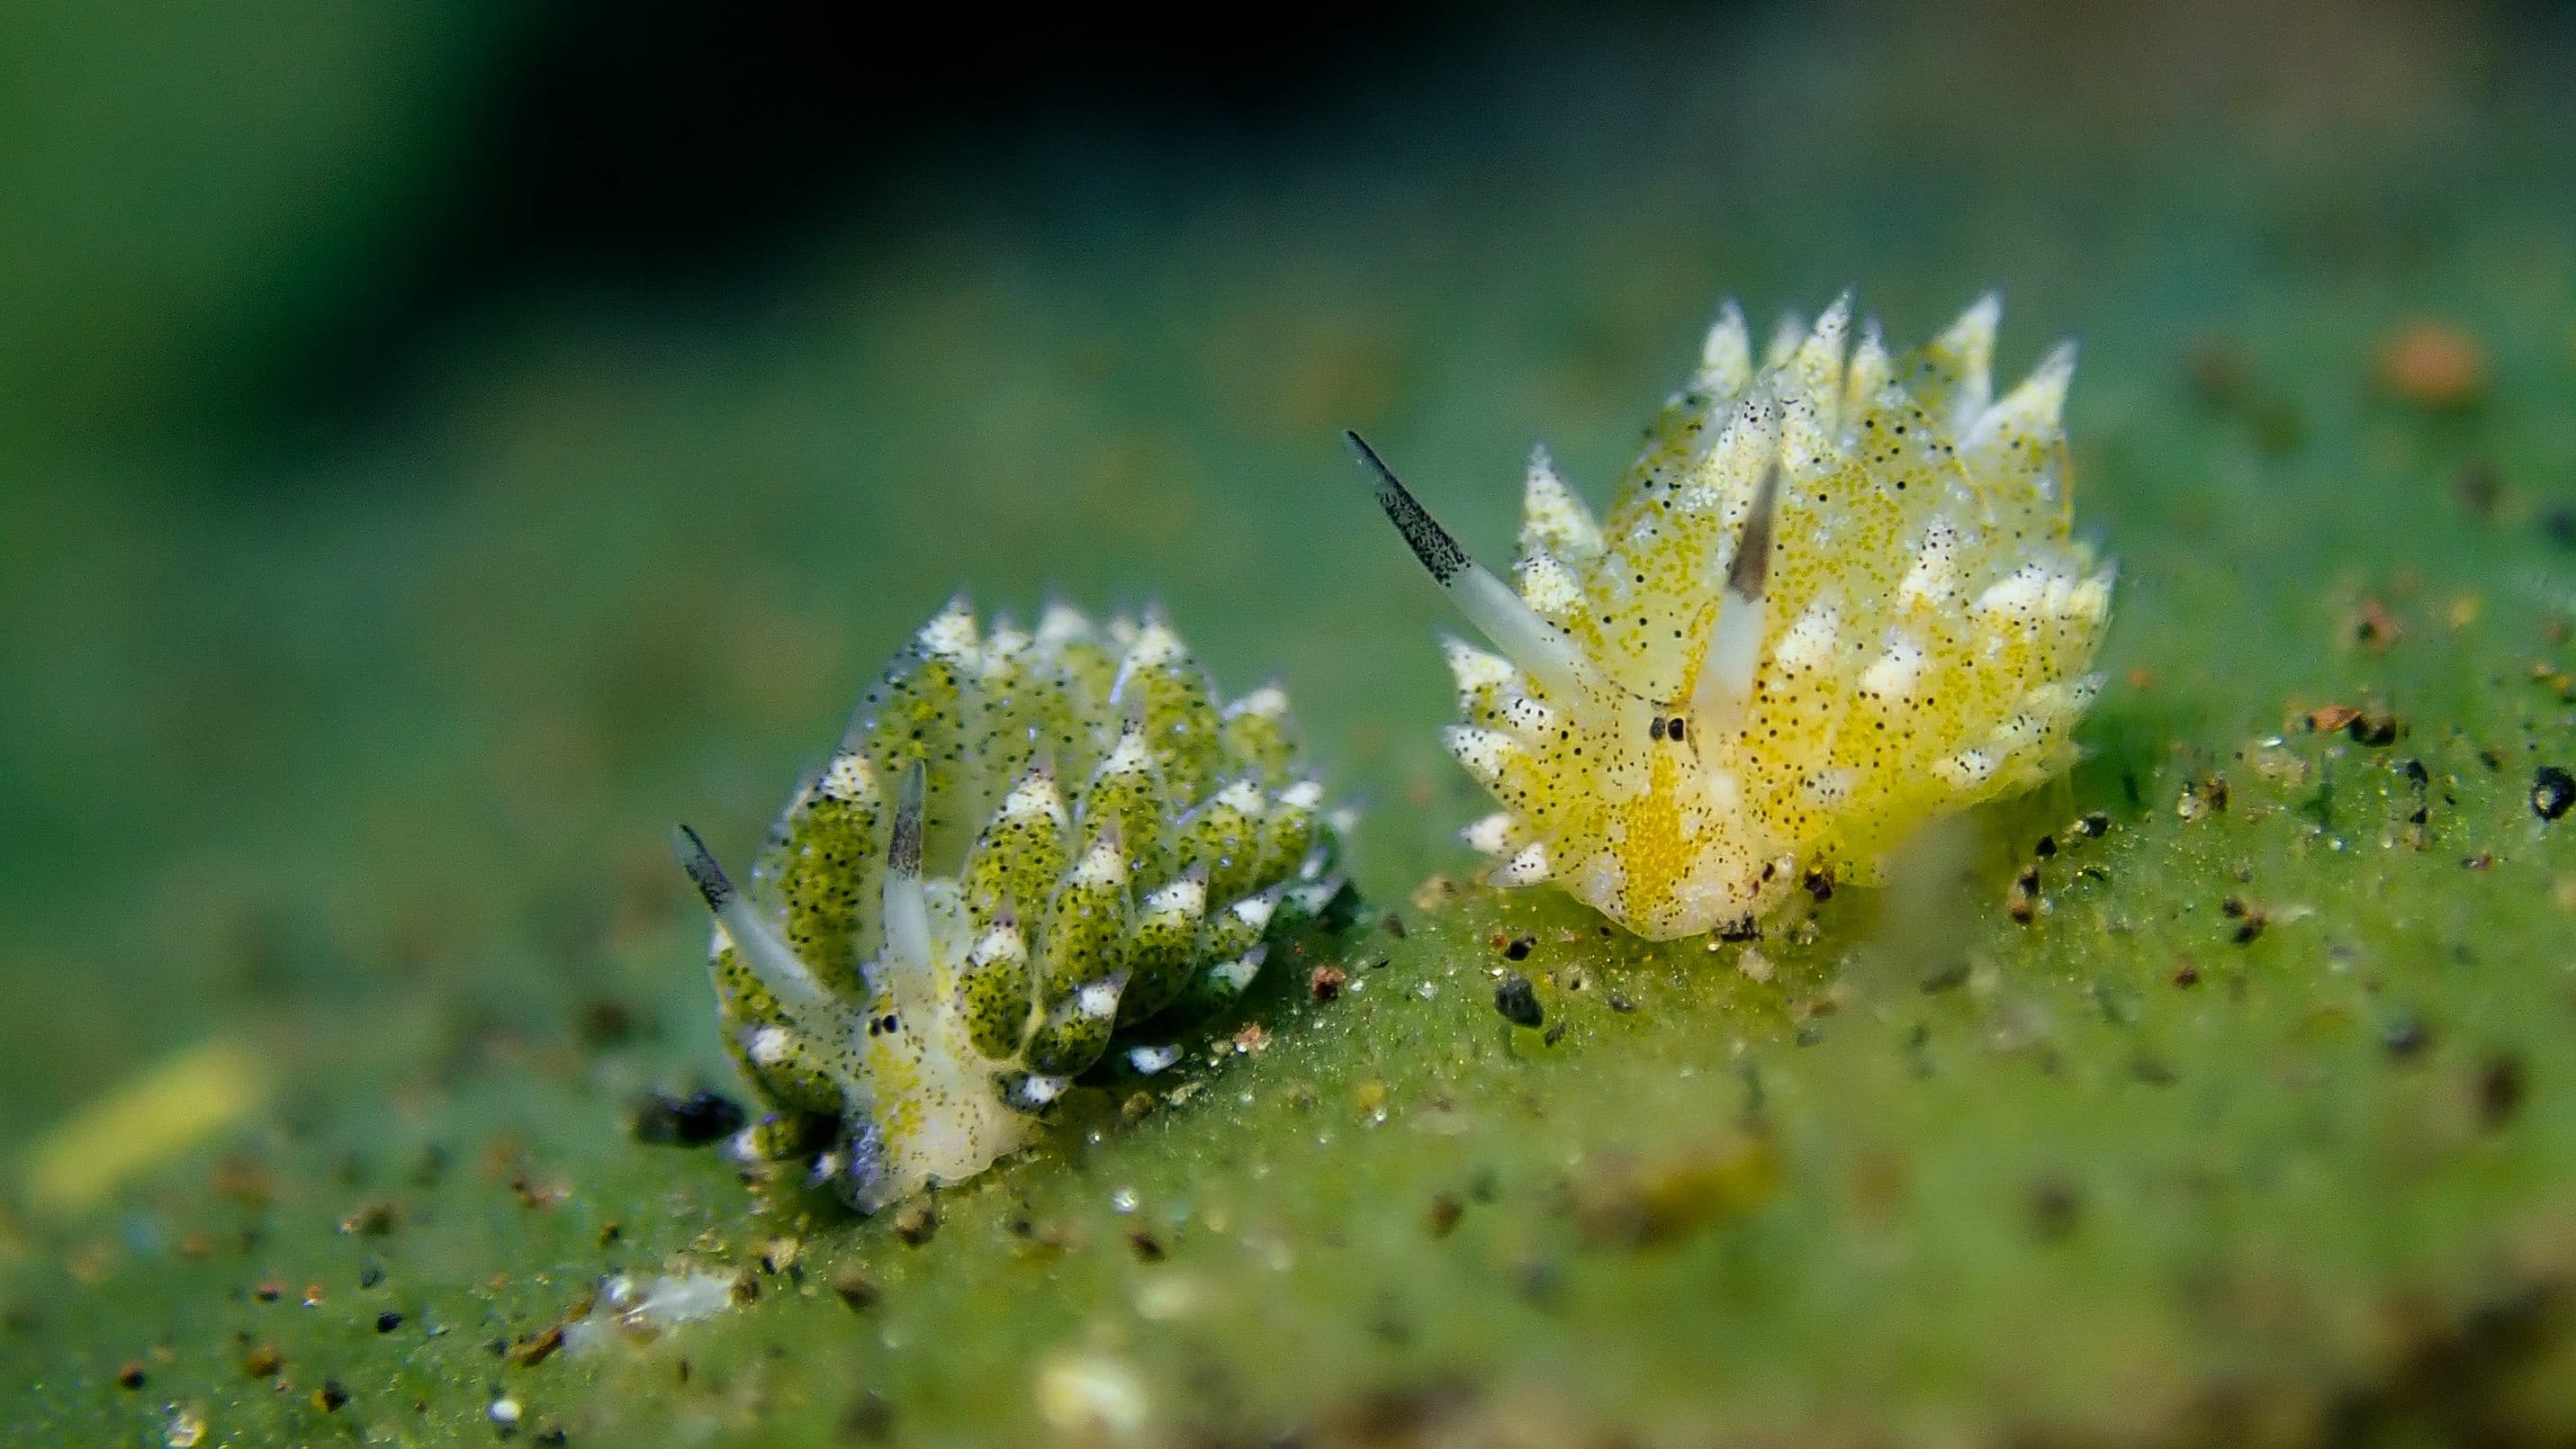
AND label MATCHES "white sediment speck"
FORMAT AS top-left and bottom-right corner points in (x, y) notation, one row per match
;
(1037, 1352), (1150, 1442)
(561, 1269), (741, 1354)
